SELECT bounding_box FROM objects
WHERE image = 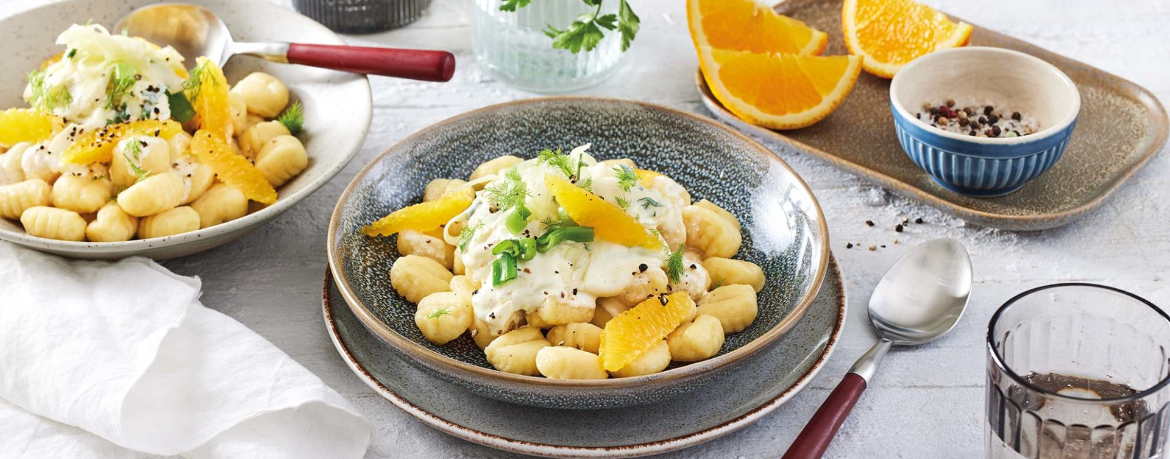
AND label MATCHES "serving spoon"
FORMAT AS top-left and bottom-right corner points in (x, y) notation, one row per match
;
(115, 4), (455, 82)
(781, 238), (972, 459)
